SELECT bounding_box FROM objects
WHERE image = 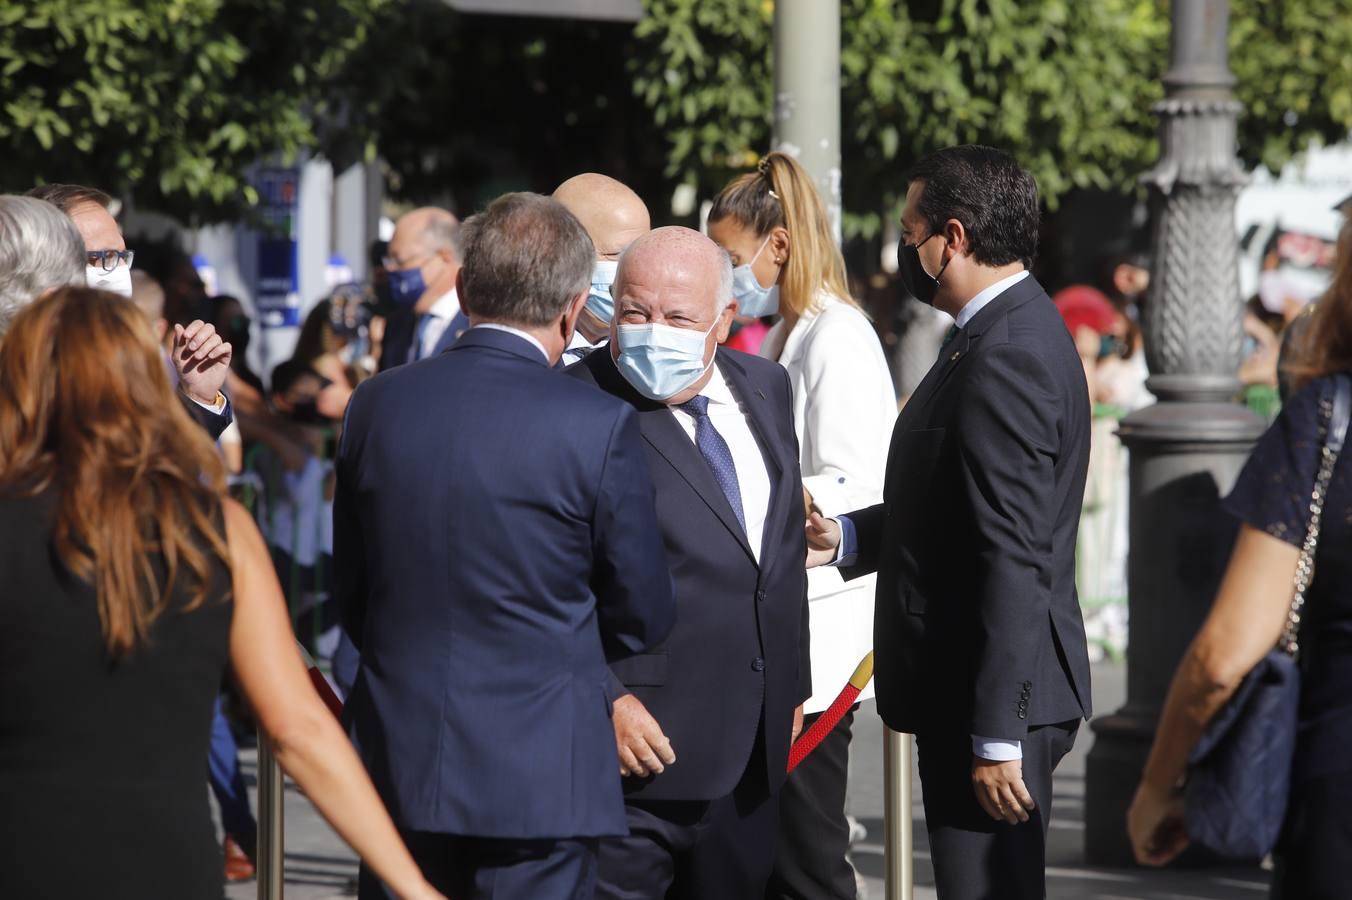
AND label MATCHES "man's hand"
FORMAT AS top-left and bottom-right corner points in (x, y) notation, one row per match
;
(805, 511), (841, 569)
(972, 756), (1035, 825)
(173, 320), (232, 405)
(791, 704), (805, 743)
(612, 694), (675, 778)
